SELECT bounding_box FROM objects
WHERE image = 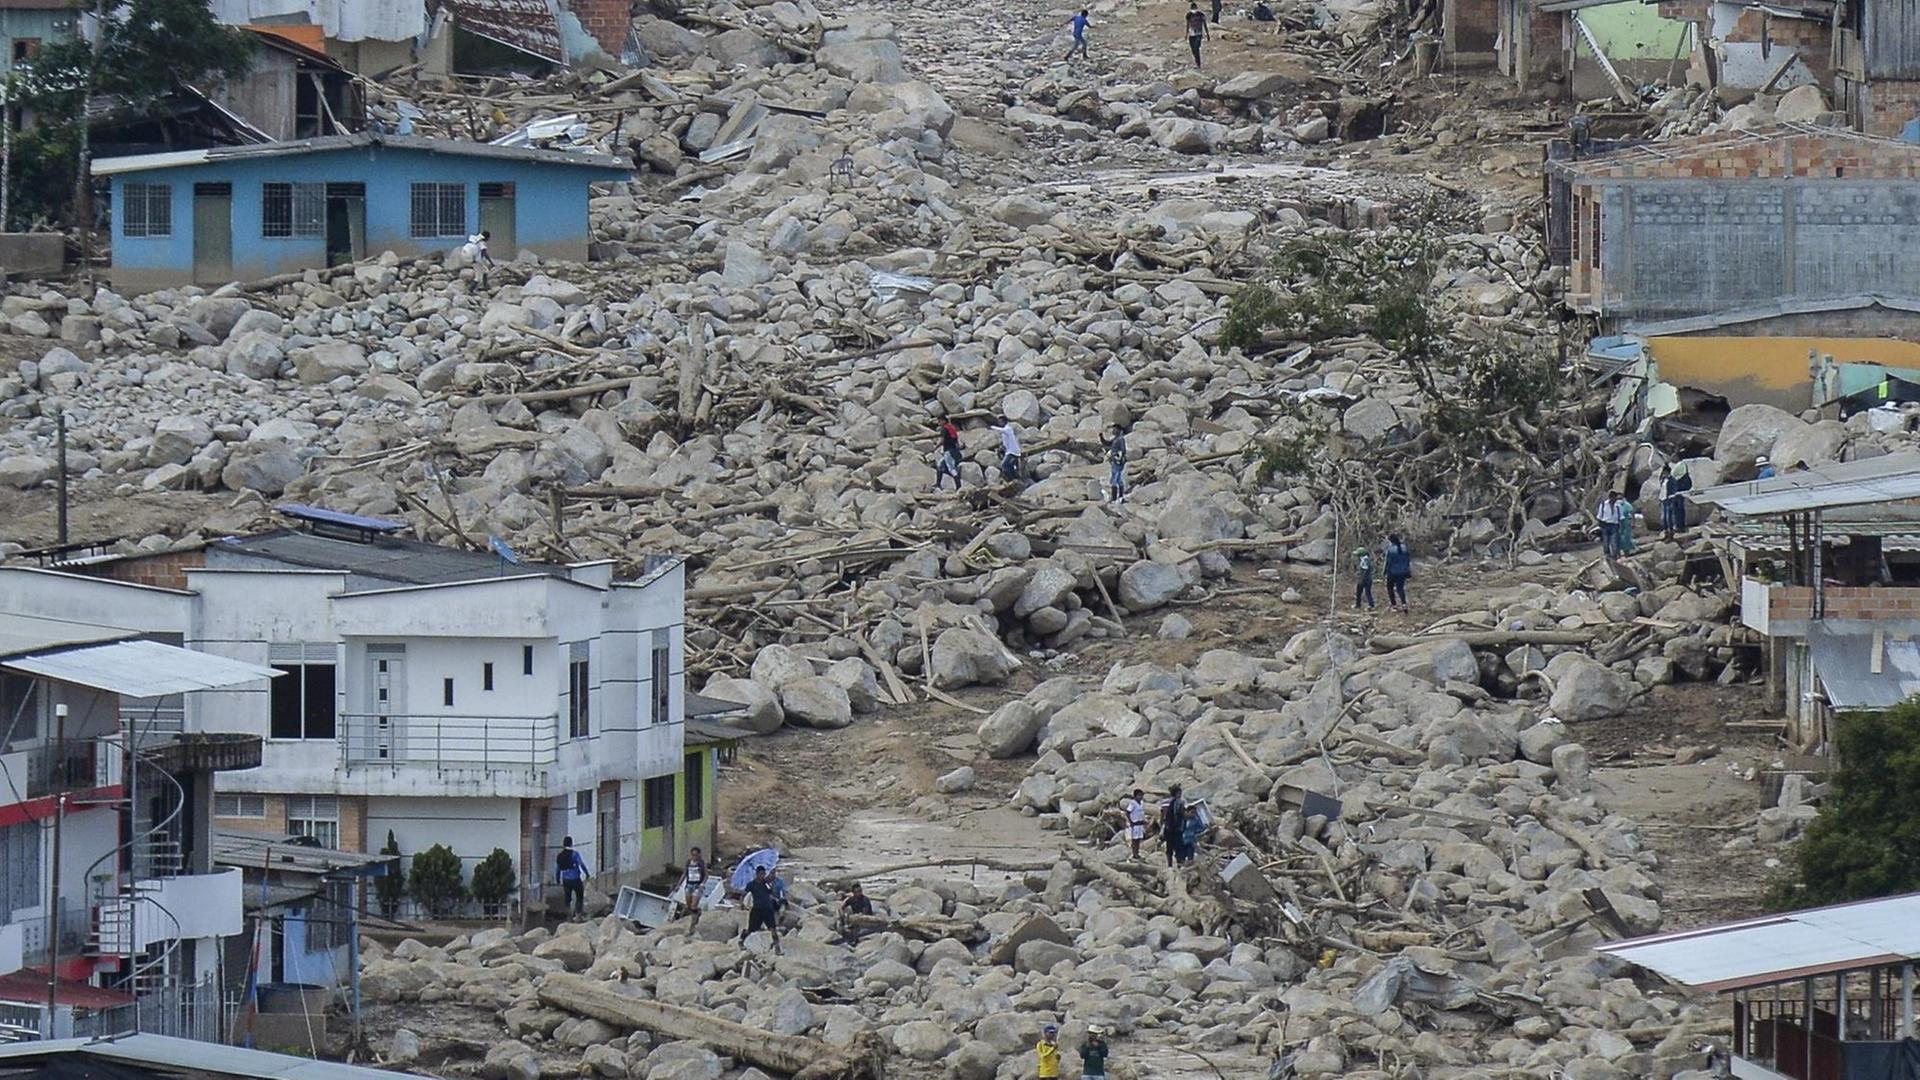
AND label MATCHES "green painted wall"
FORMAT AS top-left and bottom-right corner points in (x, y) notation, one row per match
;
(1577, 1), (1690, 60)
